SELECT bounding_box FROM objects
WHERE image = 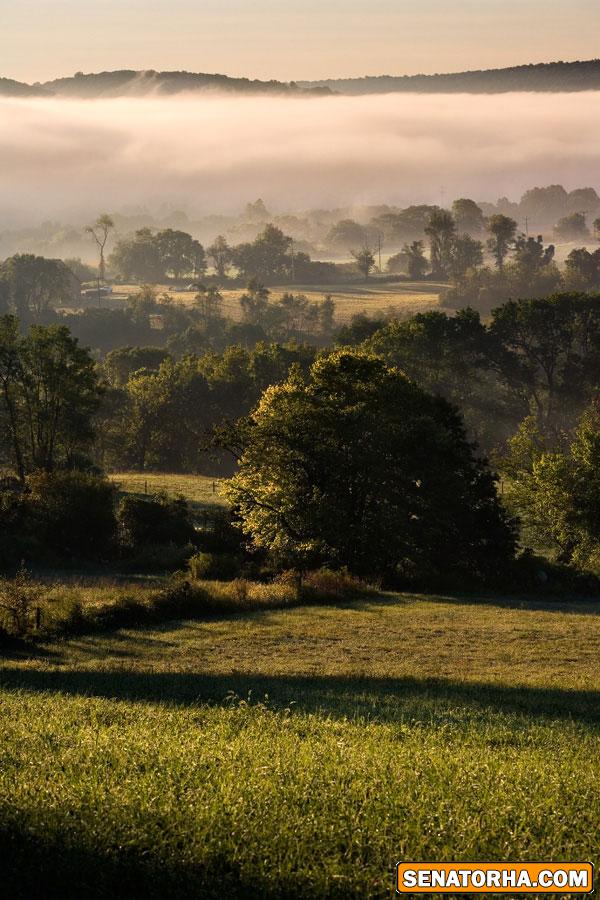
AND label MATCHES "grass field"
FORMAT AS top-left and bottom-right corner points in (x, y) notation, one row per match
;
(109, 472), (227, 511)
(1, 592), (599, 898)
(119, 281), (445, 323)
